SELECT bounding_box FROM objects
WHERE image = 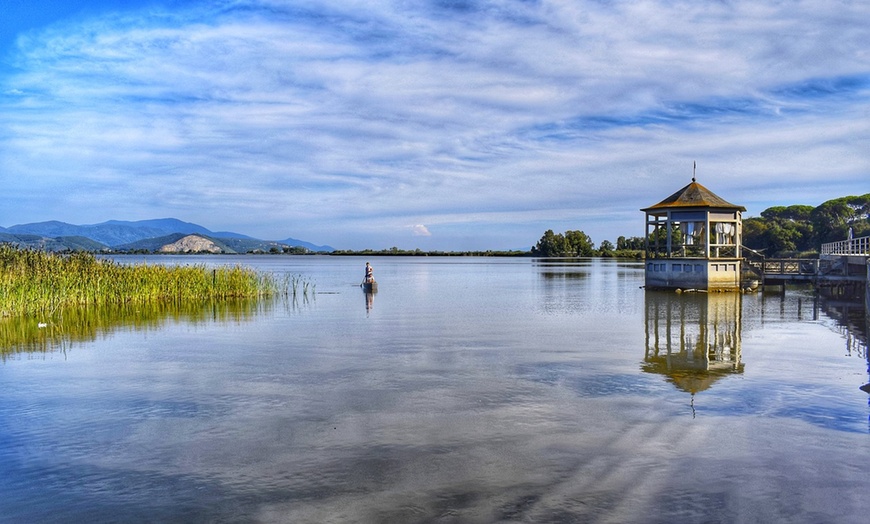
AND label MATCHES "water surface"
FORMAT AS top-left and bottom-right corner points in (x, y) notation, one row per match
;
(1, 256), (868, 523)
